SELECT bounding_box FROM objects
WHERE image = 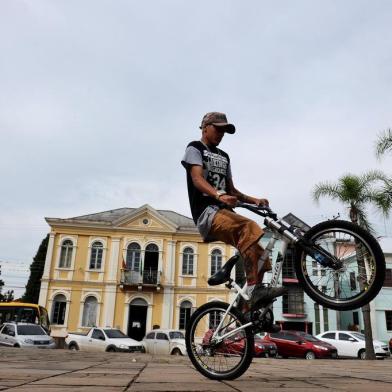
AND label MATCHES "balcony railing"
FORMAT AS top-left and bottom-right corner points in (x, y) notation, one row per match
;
(121, 269), (160, 286)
